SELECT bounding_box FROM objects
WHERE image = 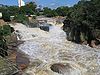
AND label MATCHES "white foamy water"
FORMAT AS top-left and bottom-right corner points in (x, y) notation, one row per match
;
(11, 23), (100, 75)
